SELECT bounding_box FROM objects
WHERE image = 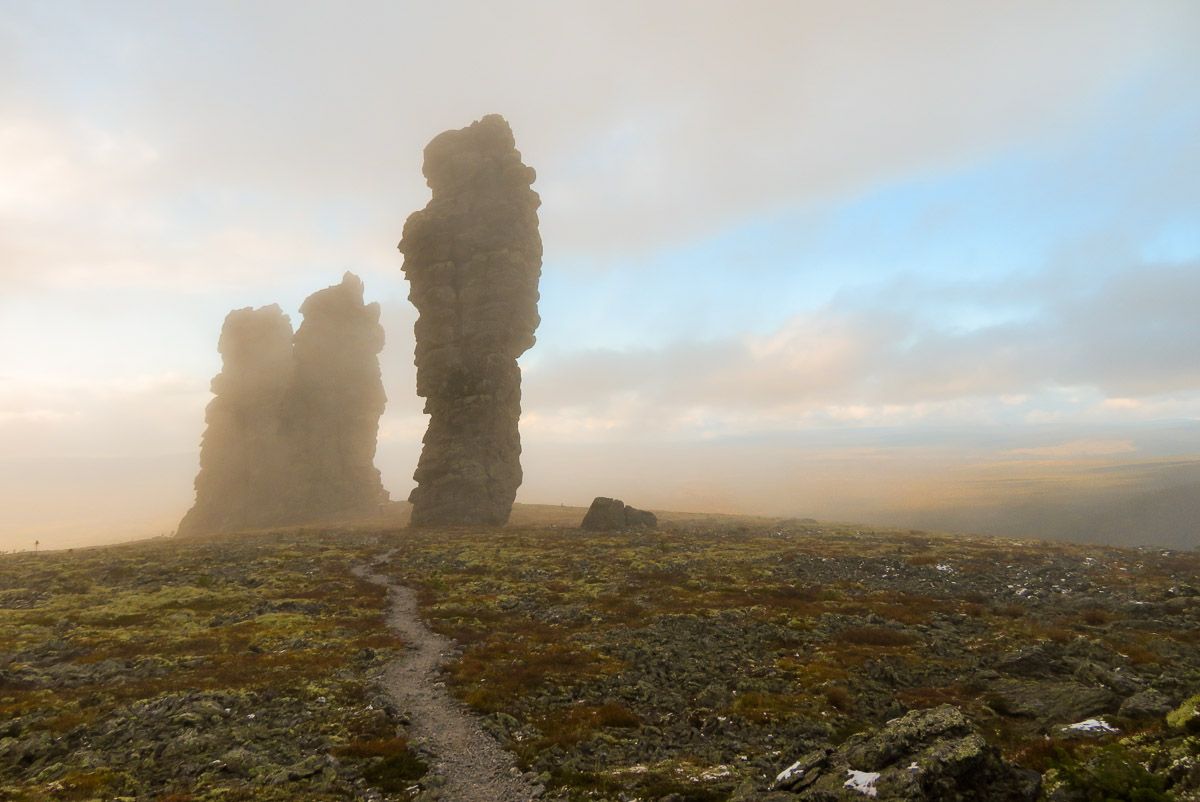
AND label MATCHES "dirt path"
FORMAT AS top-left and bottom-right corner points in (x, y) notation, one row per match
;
(353, 557), (541, 802)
